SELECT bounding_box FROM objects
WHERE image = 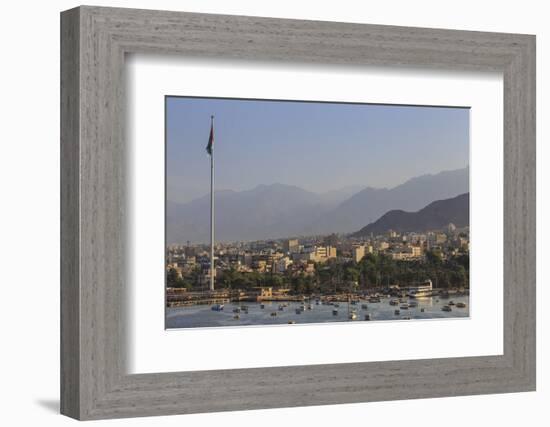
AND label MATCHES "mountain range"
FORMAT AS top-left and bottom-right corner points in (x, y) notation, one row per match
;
(308, 167), (469, 234)
(352, 192), (469, 237)
(167, 166), (469, 244)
